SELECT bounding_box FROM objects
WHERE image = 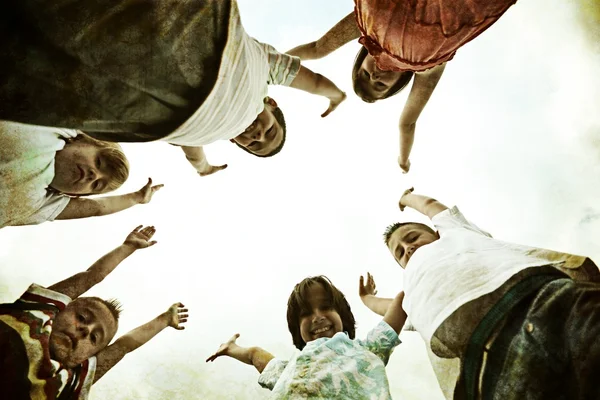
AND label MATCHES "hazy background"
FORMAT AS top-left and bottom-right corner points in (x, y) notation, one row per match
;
(1, 0), (599, 398)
